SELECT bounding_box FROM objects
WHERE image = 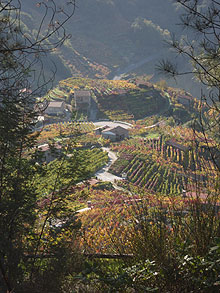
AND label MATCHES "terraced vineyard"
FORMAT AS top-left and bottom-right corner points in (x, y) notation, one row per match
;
(35, 148), (109, 196)
(59, 77), (137, 91)
(37, 122), (95, 144)
(46, 77), (169, 121)
(84, 148), (109, 174)
(110, 151), (186, 194)
(95, 87), (167, 120)
(78, 189), (188, 254)
(109, 132), (216, 195)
